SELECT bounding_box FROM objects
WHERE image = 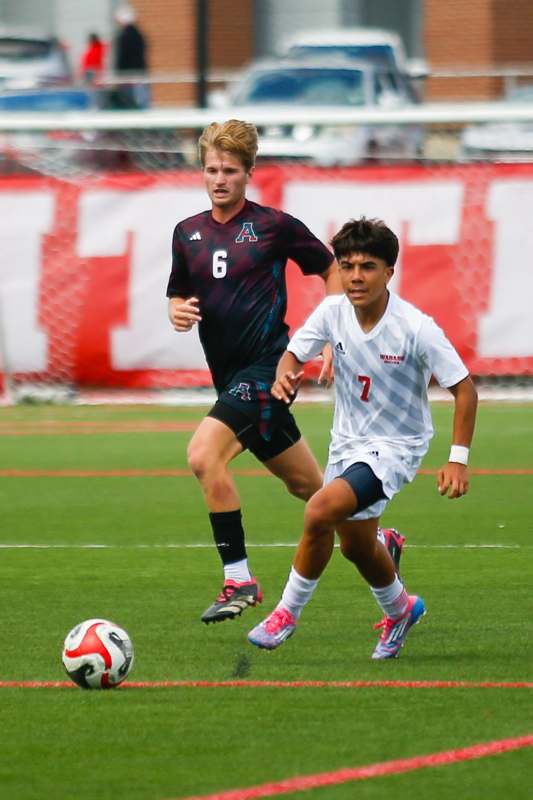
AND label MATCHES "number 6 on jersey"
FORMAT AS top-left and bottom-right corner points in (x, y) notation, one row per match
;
(212, 250), (227, 278)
